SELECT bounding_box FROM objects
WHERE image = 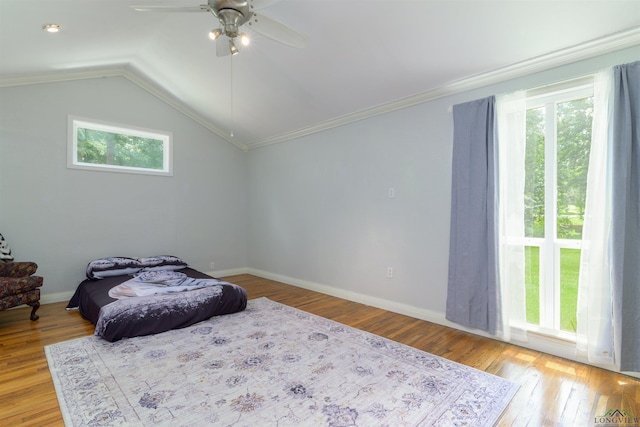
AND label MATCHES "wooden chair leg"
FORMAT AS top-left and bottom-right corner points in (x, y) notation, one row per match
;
(29, 301), (40, 321)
